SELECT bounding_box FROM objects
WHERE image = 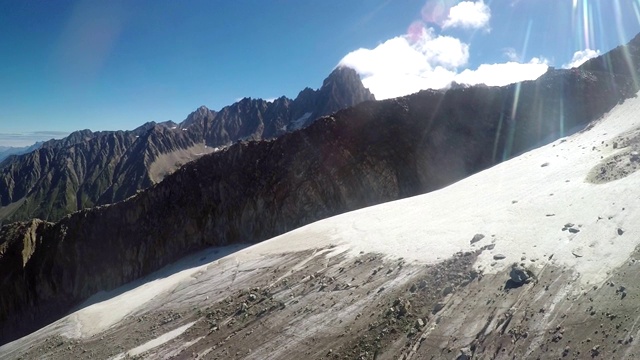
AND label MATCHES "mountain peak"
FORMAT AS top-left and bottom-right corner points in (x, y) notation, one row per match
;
(180, 106), (216, 129)
(312, 66), (375, 118)
(321, 66), (372, 97)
